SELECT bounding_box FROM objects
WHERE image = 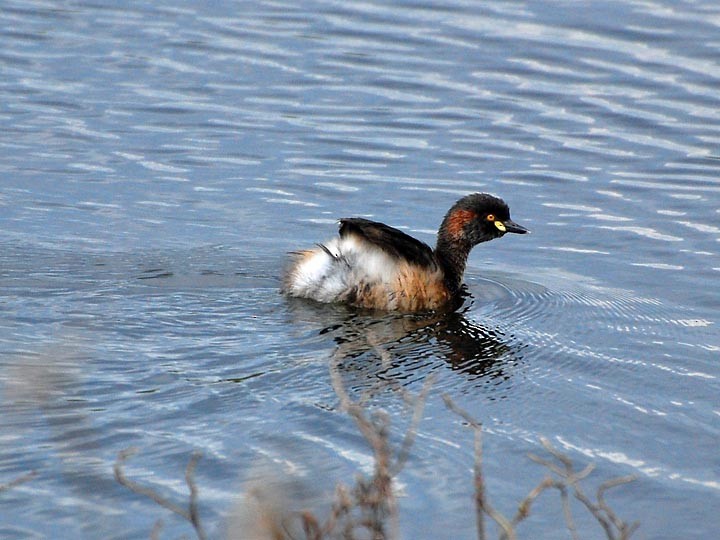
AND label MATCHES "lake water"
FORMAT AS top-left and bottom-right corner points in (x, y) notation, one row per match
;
(1, 1), (719, 539)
